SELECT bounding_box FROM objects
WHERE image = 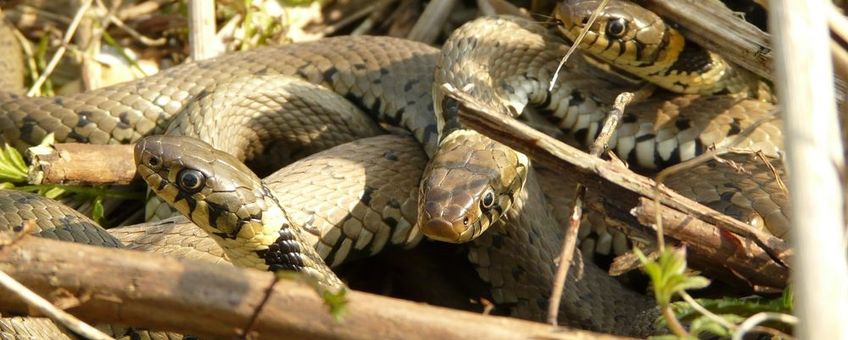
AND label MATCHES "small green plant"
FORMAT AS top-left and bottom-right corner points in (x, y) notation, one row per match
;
(0, 135), (141, 224)
(636, 246), (710, 338)
(636, 246), (795, 338)
(0, 143), (28, 183)
(276, 271), (348, 321)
